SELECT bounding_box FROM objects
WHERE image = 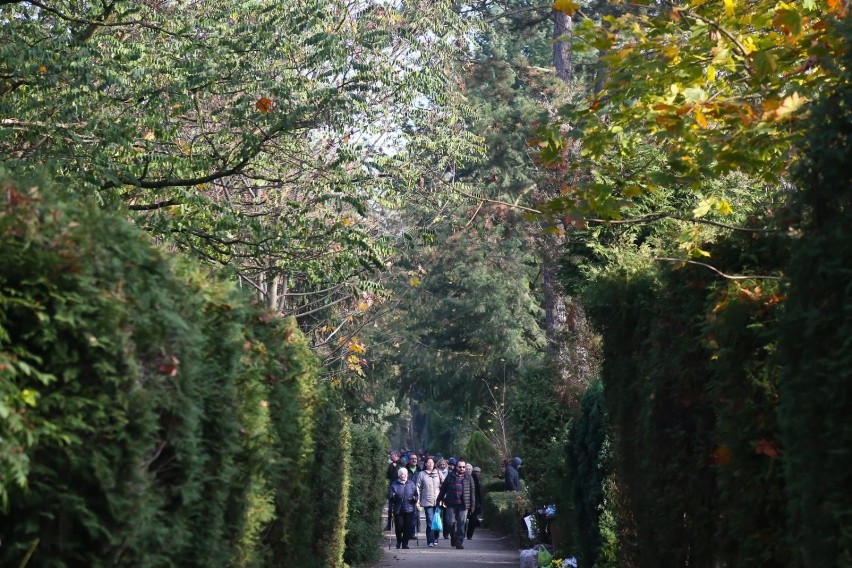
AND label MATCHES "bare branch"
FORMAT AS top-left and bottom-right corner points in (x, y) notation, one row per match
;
(654, 257), (785, 281)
